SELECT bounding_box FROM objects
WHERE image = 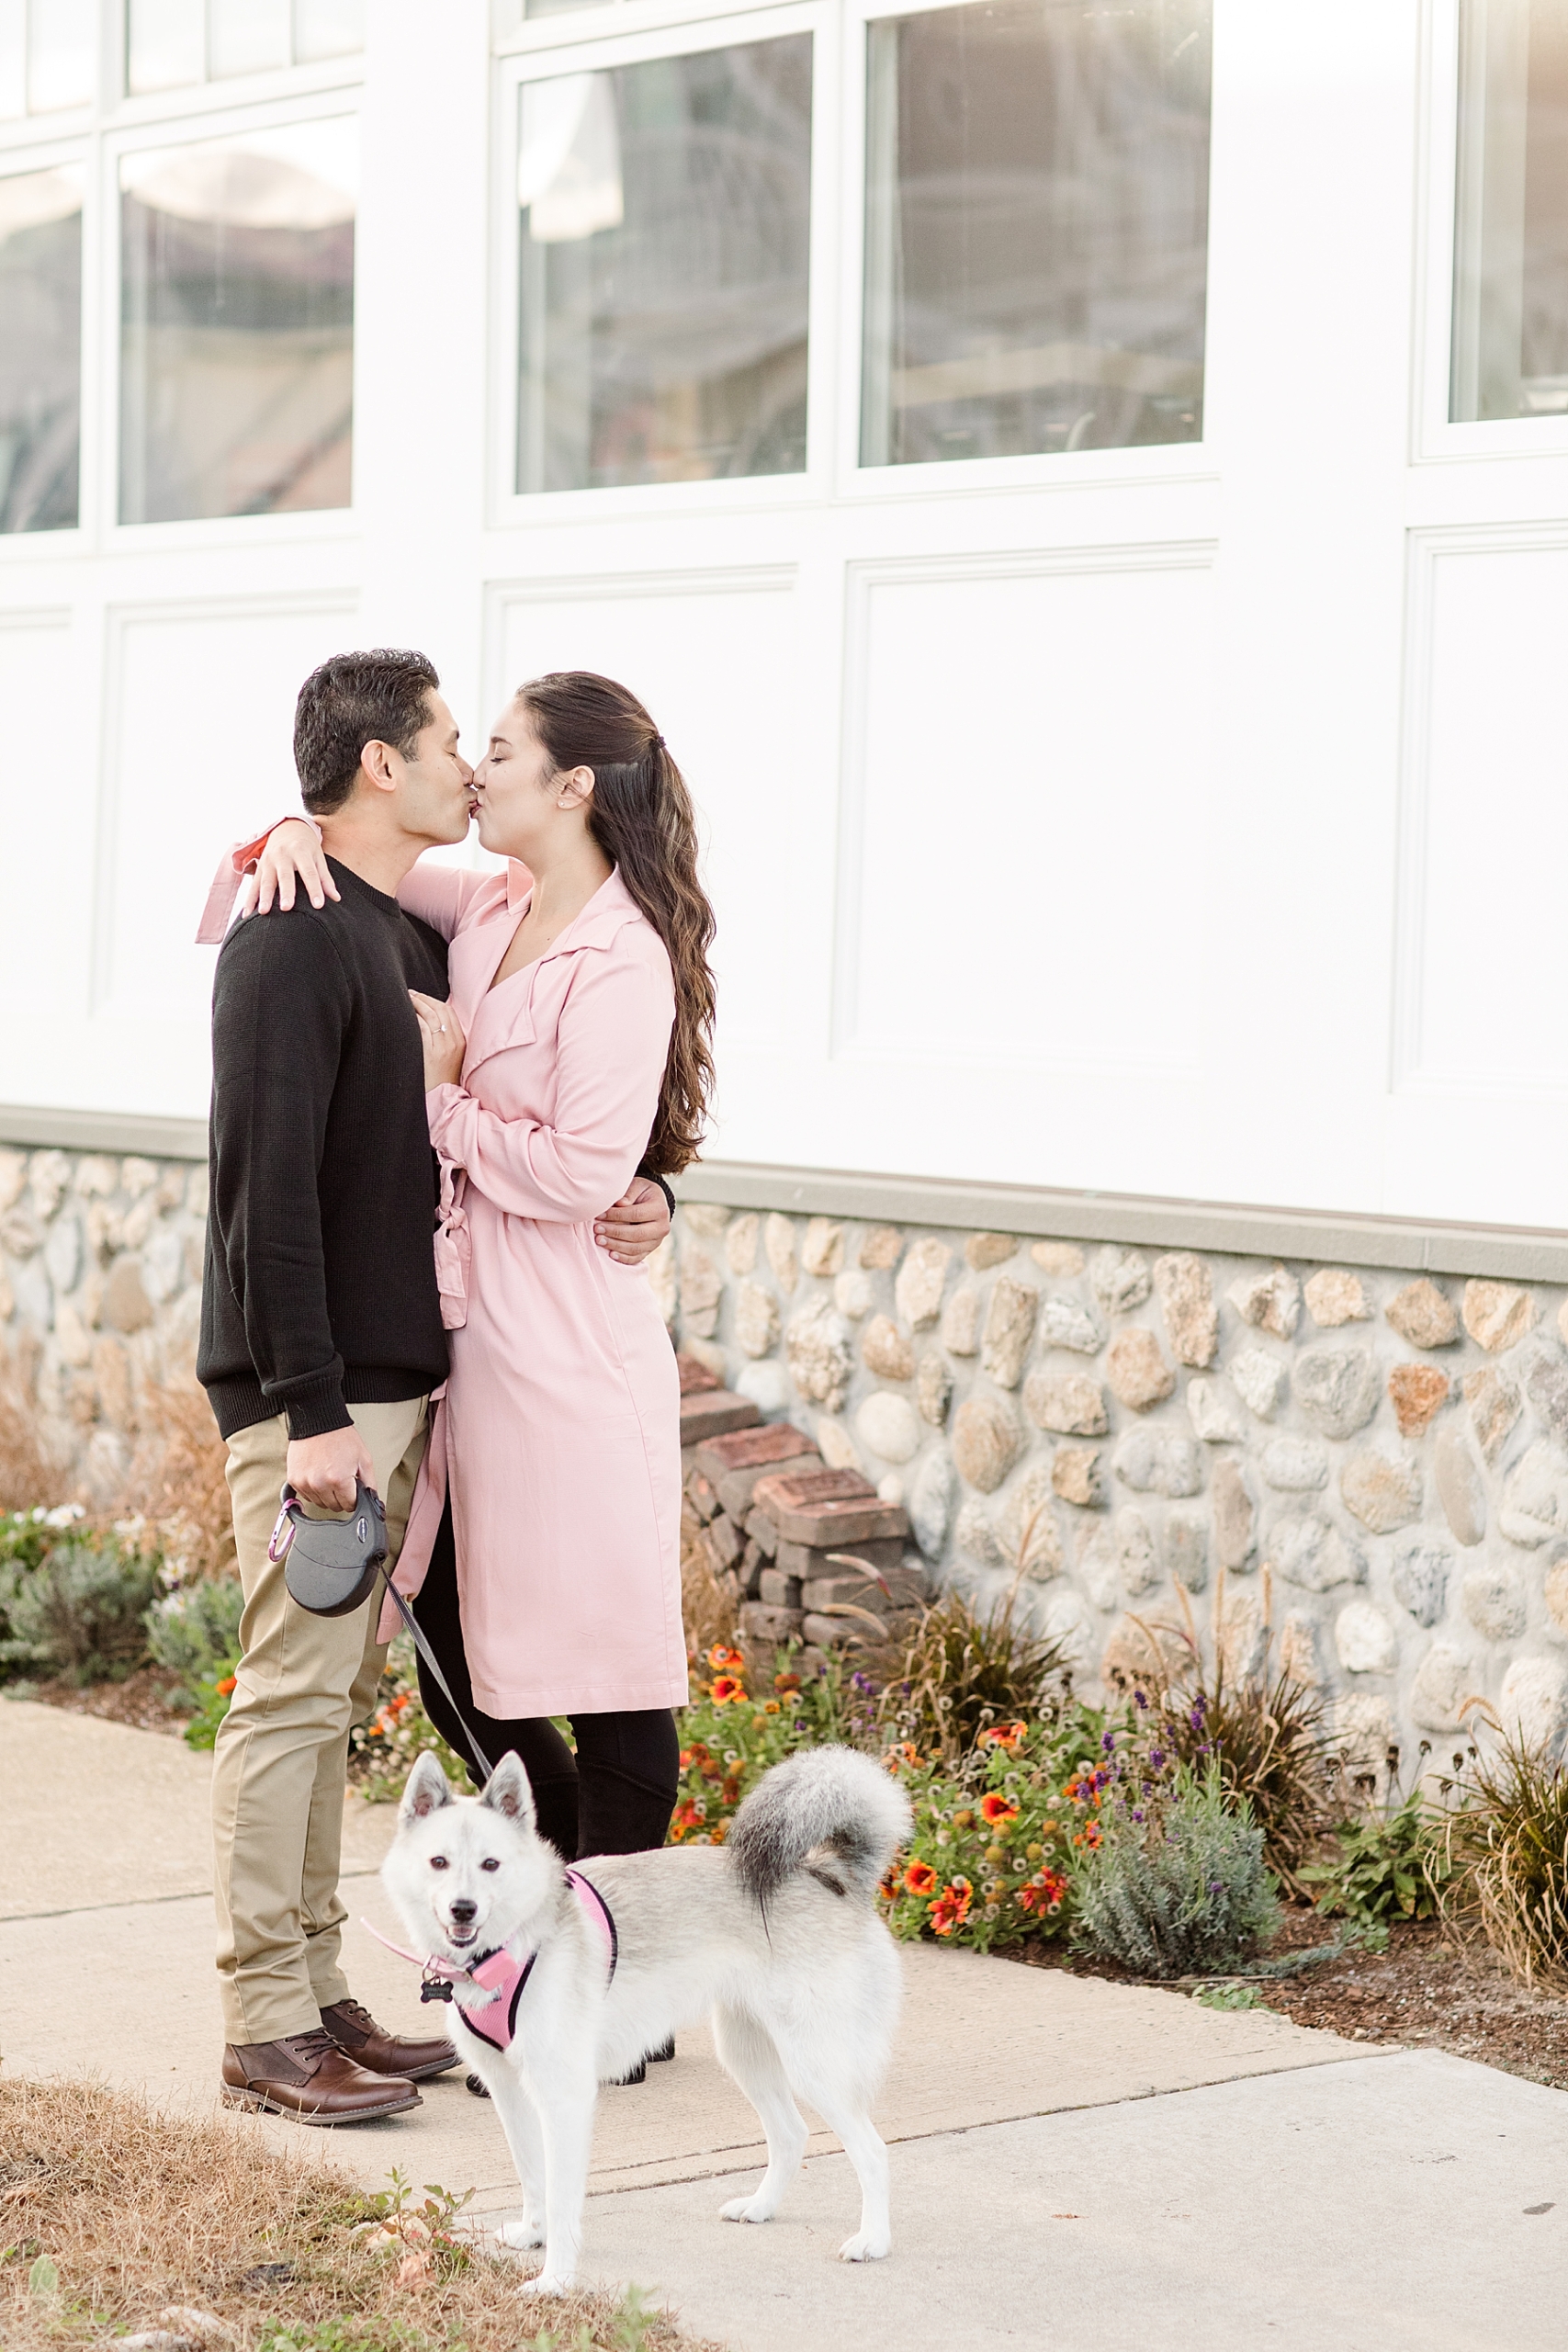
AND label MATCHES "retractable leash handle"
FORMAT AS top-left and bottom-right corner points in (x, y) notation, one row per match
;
(269, 1475), (493, 1780)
